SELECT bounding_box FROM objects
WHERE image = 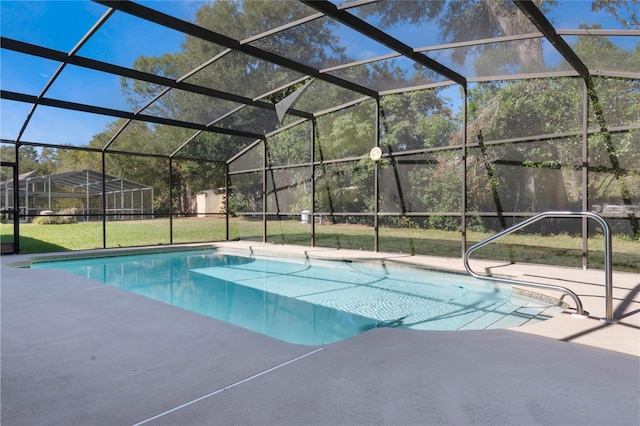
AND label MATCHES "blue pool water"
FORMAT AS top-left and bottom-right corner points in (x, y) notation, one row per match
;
(31, 249), (559, 345)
